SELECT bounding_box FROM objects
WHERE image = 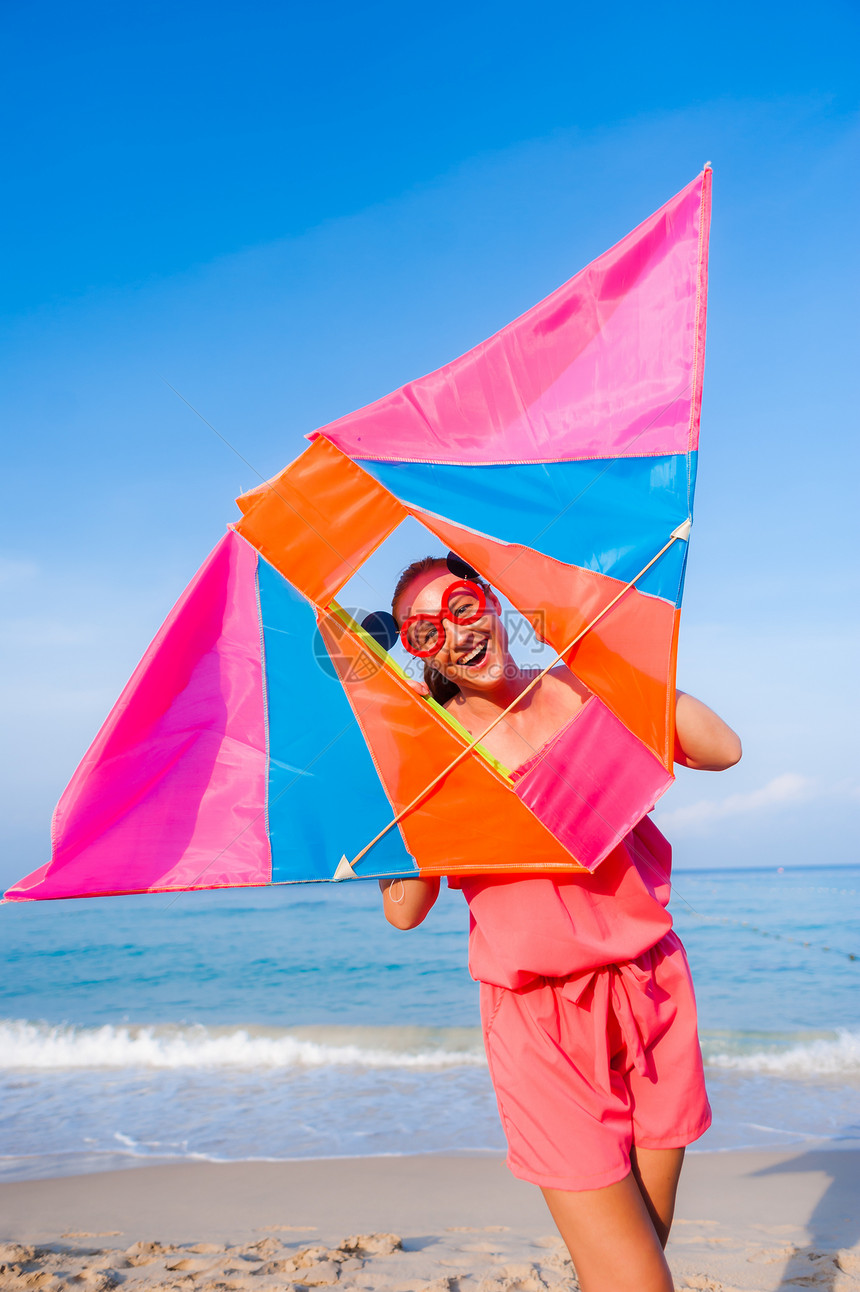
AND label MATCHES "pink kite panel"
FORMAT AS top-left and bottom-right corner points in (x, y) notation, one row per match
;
(512, 697), (673, 871)
(312, 170), (710, 465)
(6, 532), (270, 901)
